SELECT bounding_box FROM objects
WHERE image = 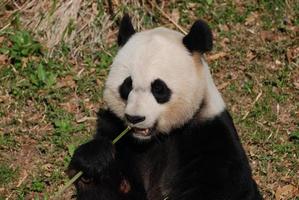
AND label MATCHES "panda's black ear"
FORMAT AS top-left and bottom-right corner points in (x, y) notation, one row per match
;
(118, 14), (136, 46)
(183, 20), (213, 53)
